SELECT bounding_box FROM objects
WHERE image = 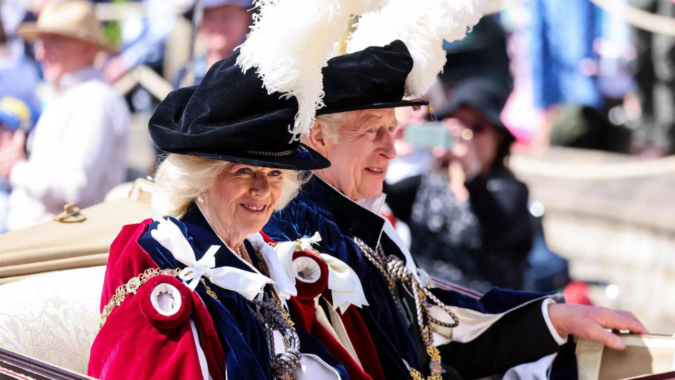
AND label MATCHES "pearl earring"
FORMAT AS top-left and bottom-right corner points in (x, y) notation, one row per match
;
(197, 190), (206, 204)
